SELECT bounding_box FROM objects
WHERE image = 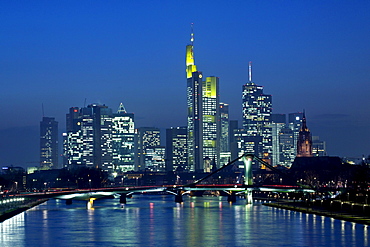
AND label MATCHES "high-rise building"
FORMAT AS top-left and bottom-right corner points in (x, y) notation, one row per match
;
(288, 112), (304, 156)
(271, 114), (286, 166)
(278, 126), (295, 167)
(64, 103), (135, 173)
(229, 120), (239, 160)
(144, 146), (166, 172)
(165, 127), (187, 172)
(312, 136), (326, 156)
(220, 102), (229, 152)
(202, 76), (220, 168)
(186, 26), (220, 172)
(111, 103), (136, 172)
(40, 117), (58, 169)
(296, 112), (313, 157)
(137, 127), (161, 170)
(241, 62), (272, 163)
